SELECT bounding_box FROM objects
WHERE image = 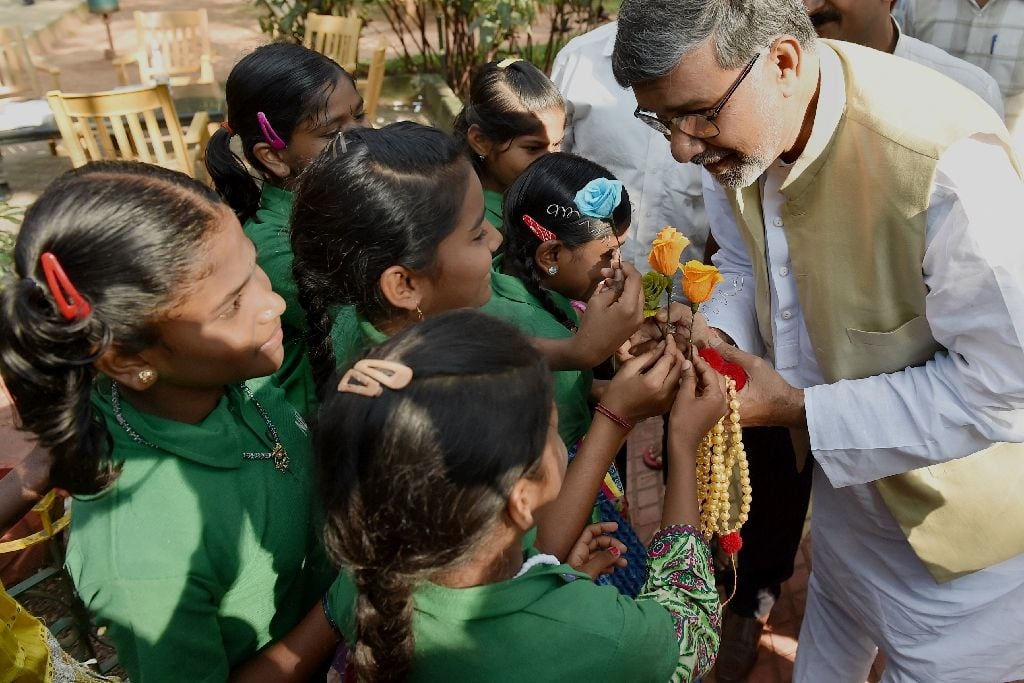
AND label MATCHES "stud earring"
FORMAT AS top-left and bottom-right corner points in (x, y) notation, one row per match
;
(138, 368), (156, 385)
(547, 265), (559, 276)
(478, 153), (486, 161)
